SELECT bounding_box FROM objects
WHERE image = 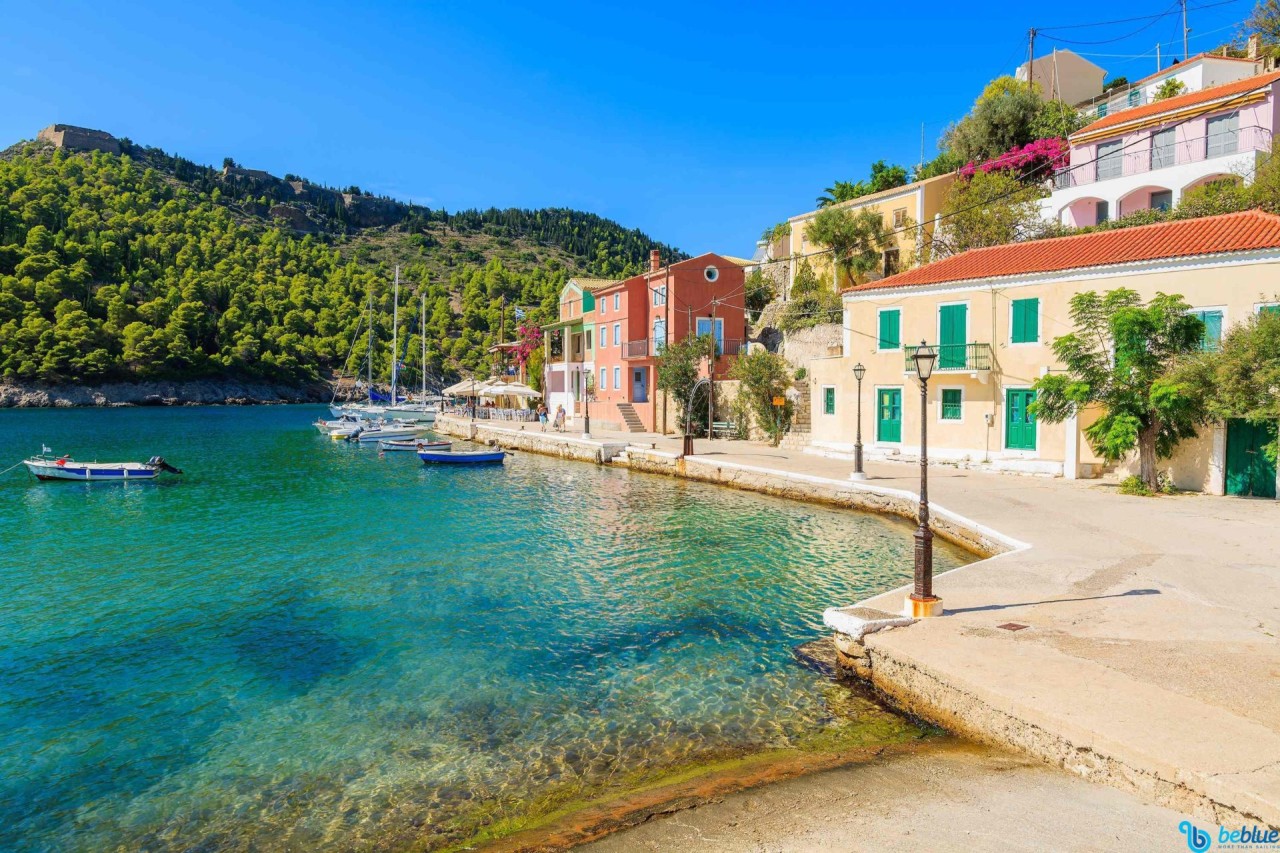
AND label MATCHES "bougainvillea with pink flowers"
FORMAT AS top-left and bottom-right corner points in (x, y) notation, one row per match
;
(512, 323), (542, 368)
(960, 137), (1069, 181)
